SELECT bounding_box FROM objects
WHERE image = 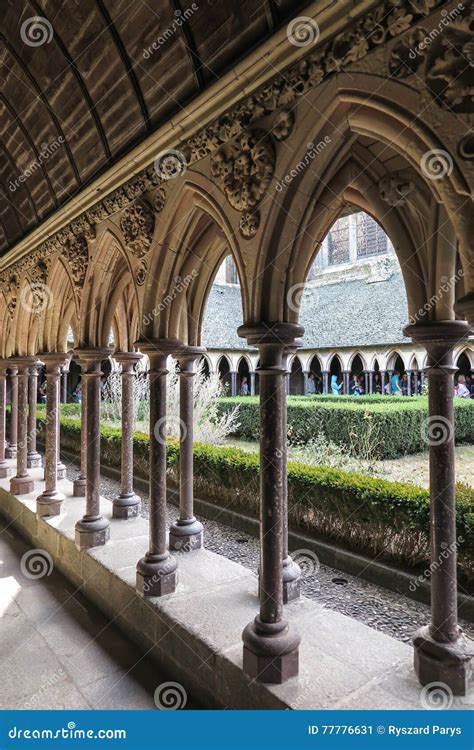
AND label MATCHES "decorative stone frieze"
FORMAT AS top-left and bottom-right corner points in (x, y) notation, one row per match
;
(120, 200), (155, 258)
